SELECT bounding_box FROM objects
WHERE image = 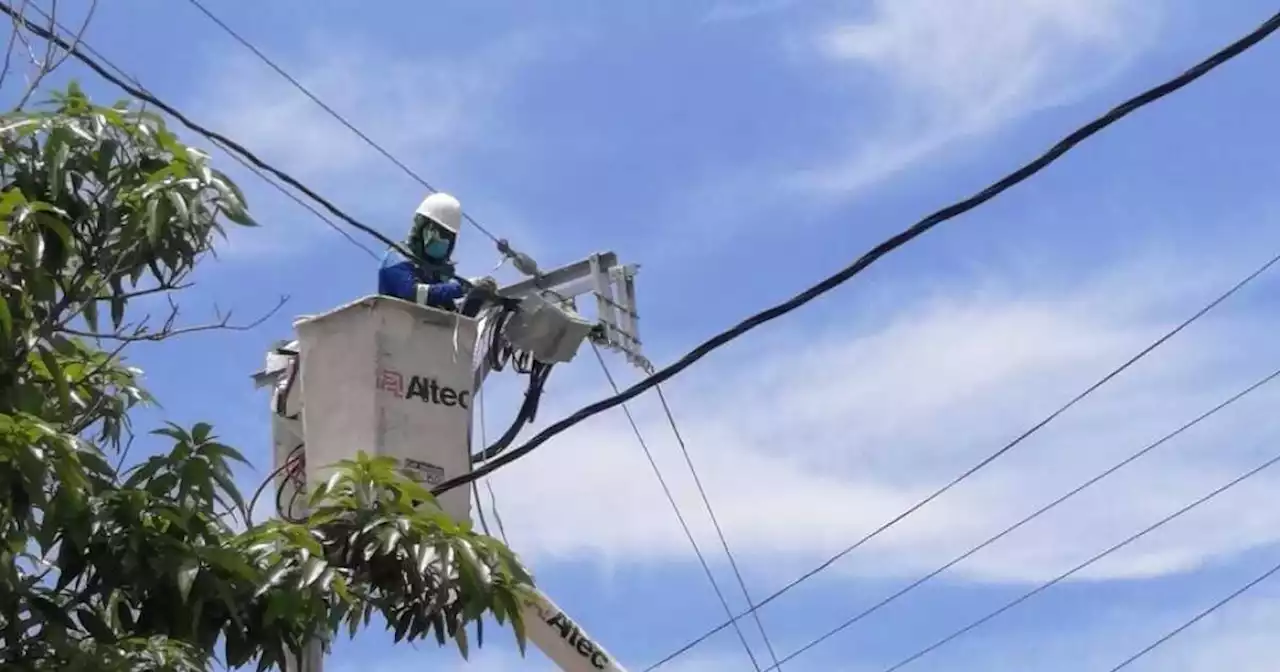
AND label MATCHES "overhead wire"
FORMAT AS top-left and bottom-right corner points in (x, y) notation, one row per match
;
(180, 0), (509, 250)
(477, 388), (509, 546)
(19, 3), (382, 262)
(24, 6), (1280, 668)
(0, 1), (435, 271)
(650, 379), (785, 669)
(644, 248), (1280, 670)
(429, 10), (1280, 499)
(877, 445), (1280, 672)
(589, 342), (766, 672)
(761, 362), (1280, 670)
(1105, 558), (1280, 672)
